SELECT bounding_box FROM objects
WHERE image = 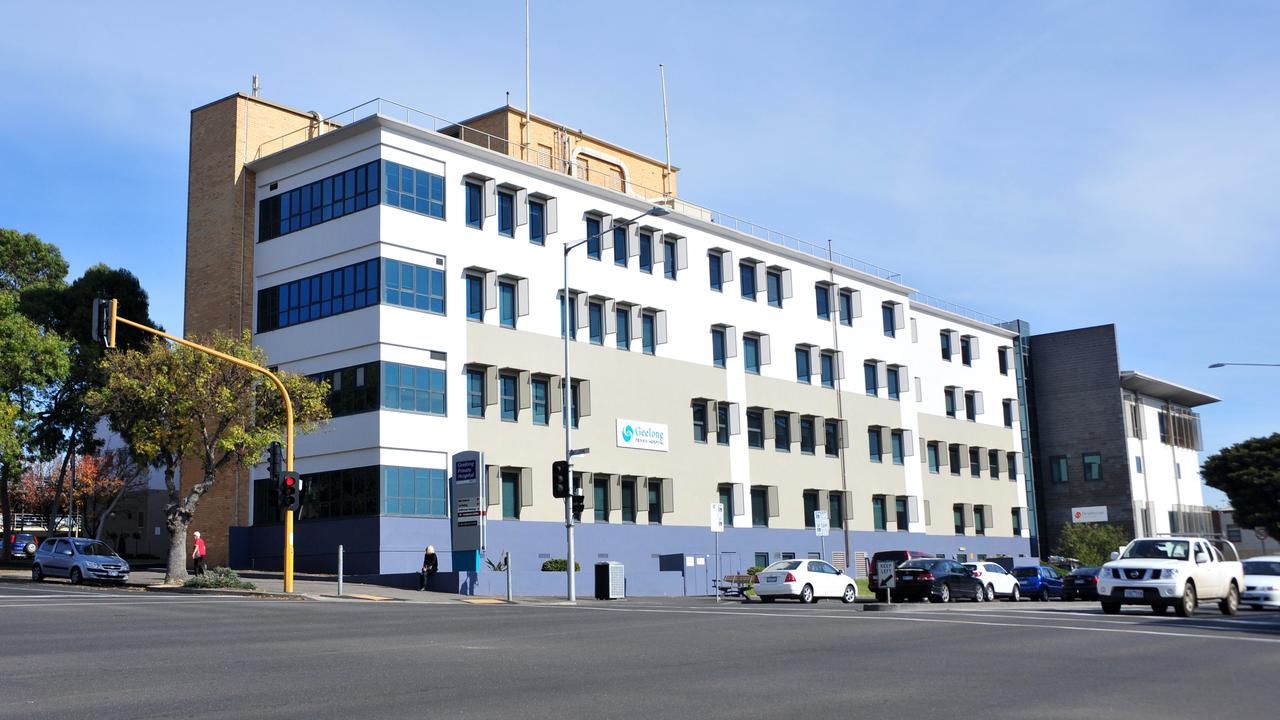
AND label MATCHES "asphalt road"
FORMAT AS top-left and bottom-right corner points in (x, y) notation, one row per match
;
(2, 582), (1277, 720)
